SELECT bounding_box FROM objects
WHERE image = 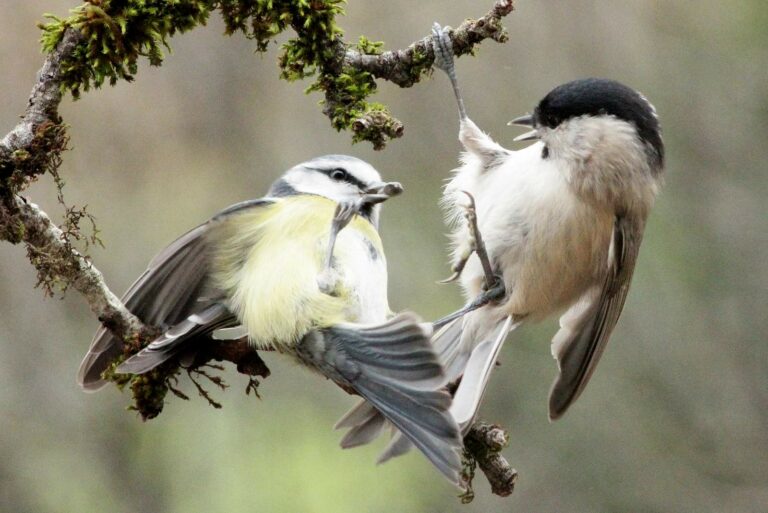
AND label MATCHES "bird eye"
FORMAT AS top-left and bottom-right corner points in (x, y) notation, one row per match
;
(329, 168), (347, 181)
